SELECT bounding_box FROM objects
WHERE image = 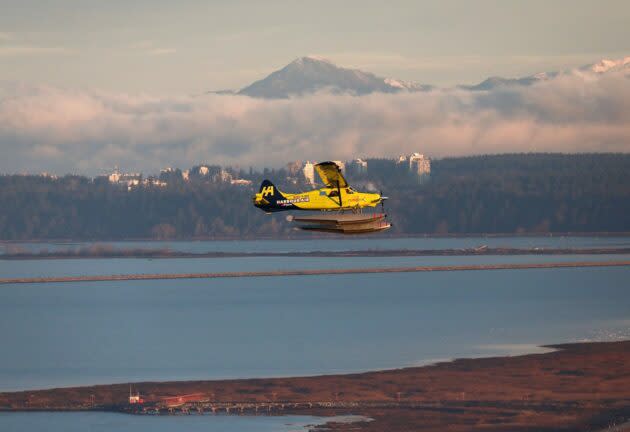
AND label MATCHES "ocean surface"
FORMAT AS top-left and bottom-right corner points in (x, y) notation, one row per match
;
(0, 412), (357, 432)
(2, 235), (630, 255)
(1, 253), (628, 279)
(0, 237), (628, 431)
